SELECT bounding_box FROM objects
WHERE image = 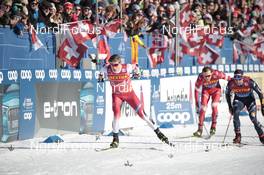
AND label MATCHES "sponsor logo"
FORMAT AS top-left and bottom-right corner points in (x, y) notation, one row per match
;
(95, 71), (101, 79)
(0, 71), (3, 83)
(24, 112), (32, 120)
(84, 70), (92, 80)
(21, 70), (32, 81)
(49, 69), (58, 80)
(35, 70), (45, 81)
(7, 70), (18, 82)
(61, 70), (71, 80)
(96, 96), (104, 104)
(96, 108), (104, 115)
(23, 98), (33, 110)
(73, 70), (82, 81)
(44, 101), (78, 118)
(157, 112), (191, 124)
